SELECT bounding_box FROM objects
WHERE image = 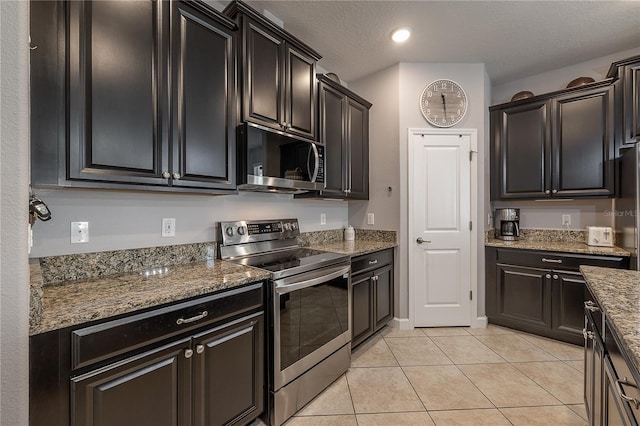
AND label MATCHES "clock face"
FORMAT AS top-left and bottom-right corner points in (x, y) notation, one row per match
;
(420, 79), (468, 127)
